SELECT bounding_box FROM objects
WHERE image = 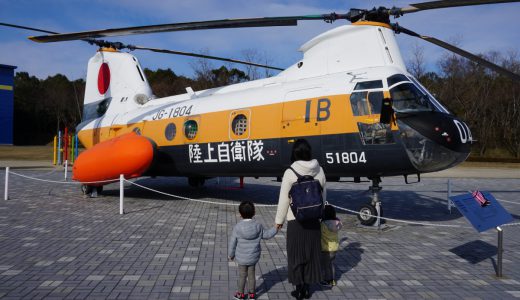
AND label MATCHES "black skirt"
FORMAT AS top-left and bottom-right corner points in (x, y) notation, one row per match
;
(286, 219), (322, 285)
